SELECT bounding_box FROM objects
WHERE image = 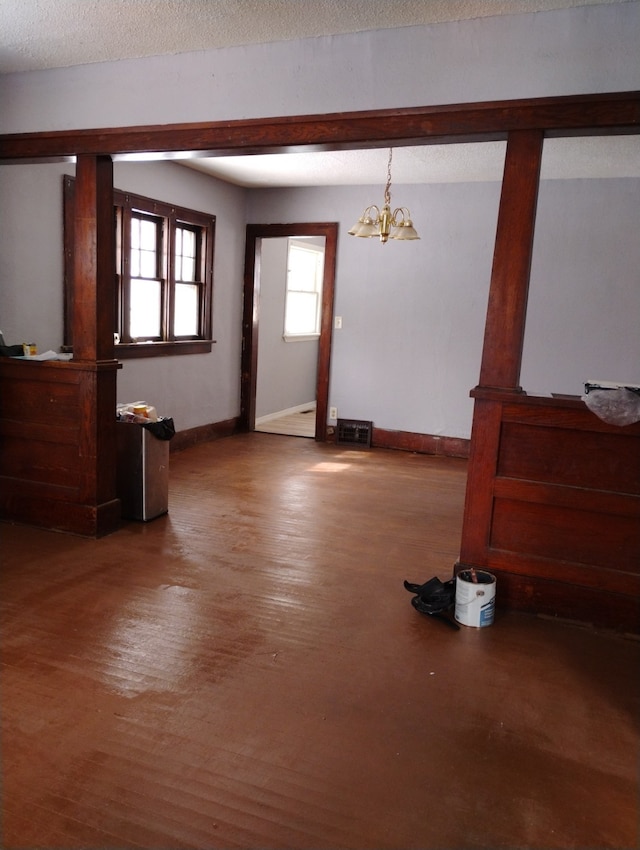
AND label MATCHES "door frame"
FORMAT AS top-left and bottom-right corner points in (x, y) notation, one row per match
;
(240, 222), (338, 442)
